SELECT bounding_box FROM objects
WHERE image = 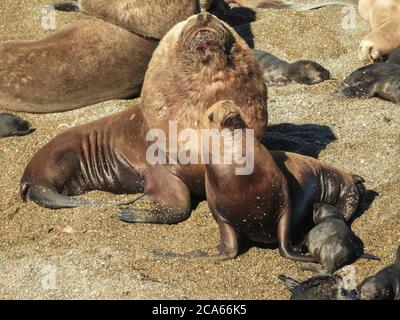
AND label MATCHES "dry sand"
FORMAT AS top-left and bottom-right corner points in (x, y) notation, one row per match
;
(0, 0), (399, 300)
